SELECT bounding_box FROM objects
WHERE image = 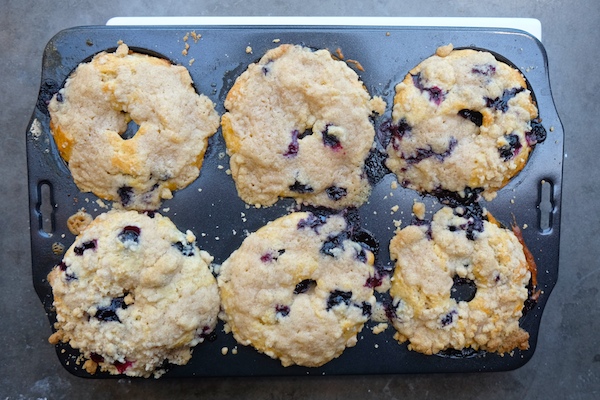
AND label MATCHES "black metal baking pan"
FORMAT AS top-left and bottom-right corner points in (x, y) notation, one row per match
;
(27, 25), (563, 377)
